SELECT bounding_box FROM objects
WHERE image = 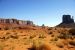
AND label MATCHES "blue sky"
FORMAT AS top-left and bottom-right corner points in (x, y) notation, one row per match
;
(0, 0), (75, 27)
